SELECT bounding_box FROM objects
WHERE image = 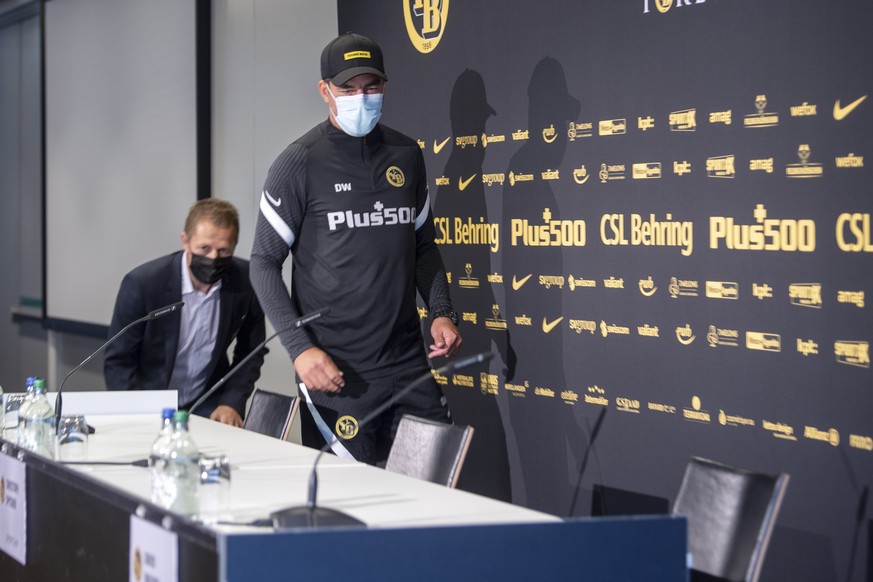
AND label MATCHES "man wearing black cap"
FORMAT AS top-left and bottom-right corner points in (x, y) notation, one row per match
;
(249, 33), (462, 464)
